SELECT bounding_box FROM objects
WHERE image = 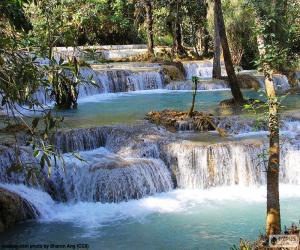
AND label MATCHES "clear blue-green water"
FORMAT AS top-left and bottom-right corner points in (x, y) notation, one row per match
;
(54, 90), (300, 128)
(1, 185), (300, 250)
(1, 90), (300, 250)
